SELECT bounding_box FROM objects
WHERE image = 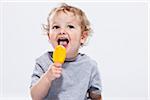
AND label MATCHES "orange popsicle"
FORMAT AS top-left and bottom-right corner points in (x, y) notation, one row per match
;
(53, 45), (66, 64)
